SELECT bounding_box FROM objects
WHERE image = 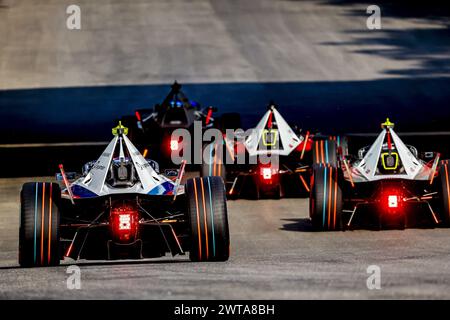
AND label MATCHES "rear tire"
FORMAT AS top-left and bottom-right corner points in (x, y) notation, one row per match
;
(19, 182), (61, 267)
(439, 160), (450, 226)
(186, 177), (230, 262)
(310, 166), (343, 231)
(312, 139), (338, 168)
